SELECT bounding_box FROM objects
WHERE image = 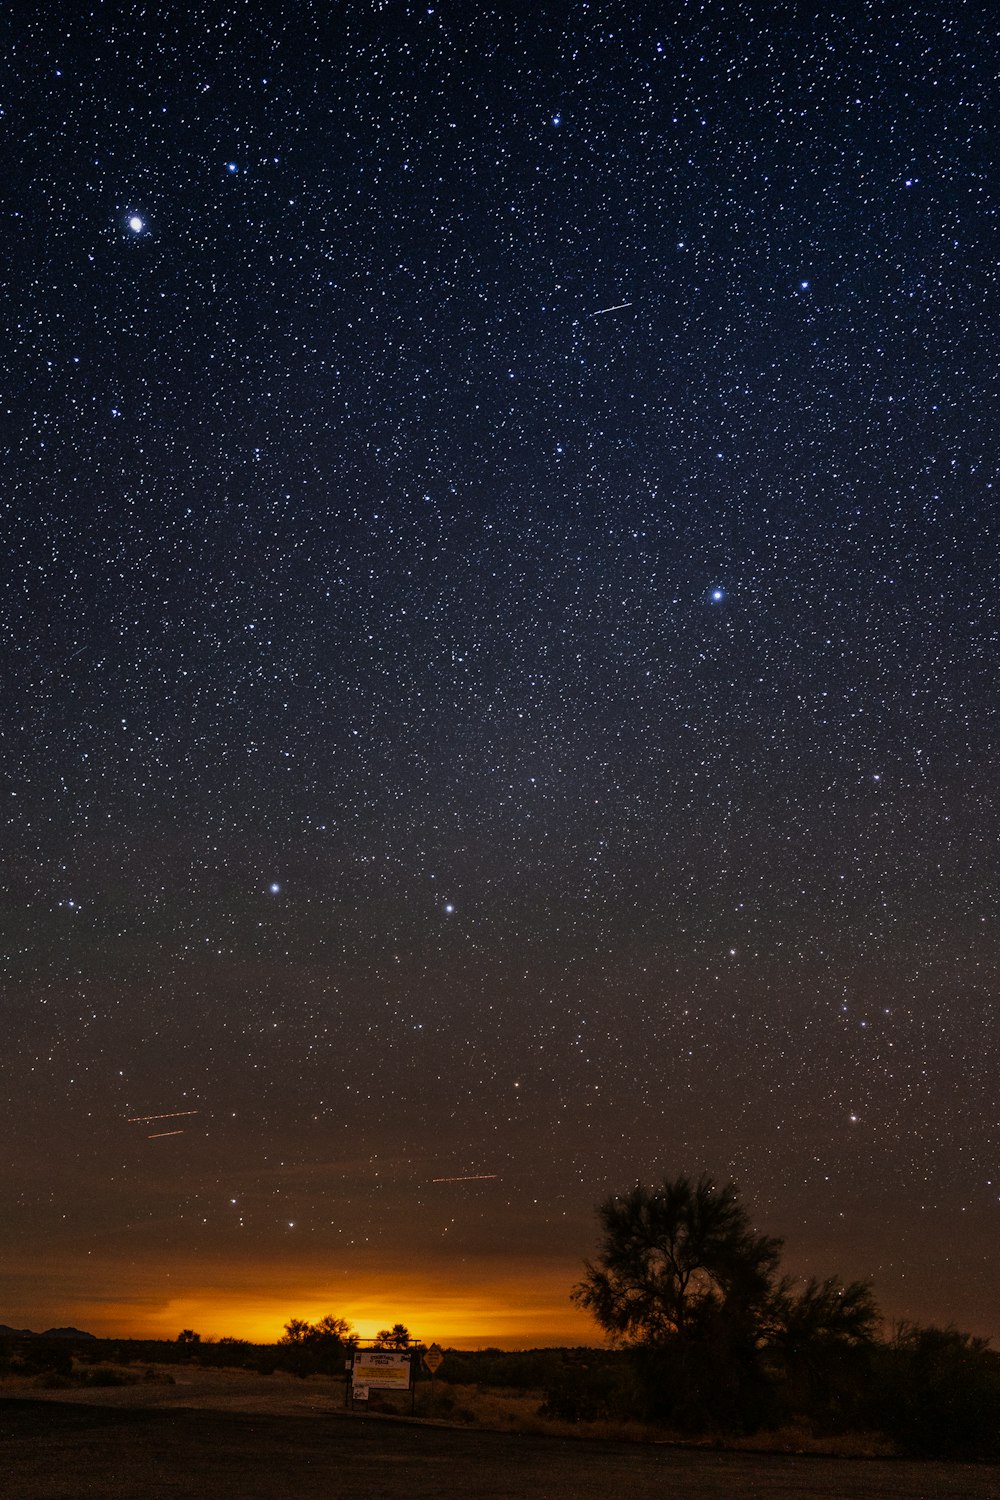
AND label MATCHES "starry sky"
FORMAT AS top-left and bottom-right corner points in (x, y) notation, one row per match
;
(3, 1), (998, 1346)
